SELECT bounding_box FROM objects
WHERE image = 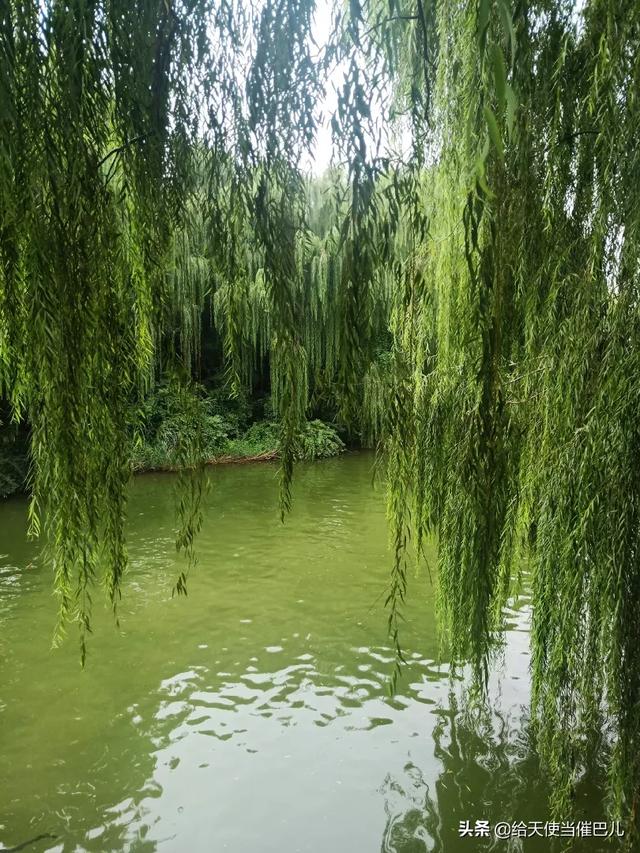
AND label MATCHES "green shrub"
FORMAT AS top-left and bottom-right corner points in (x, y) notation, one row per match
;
(132, 383), (231, 470)
(205, 386), (252, 438)
(225, 421), (280, 458)
(298, 419), (345, 460)
(223, 419), (344, 461)
(129, 384), (345, 471)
